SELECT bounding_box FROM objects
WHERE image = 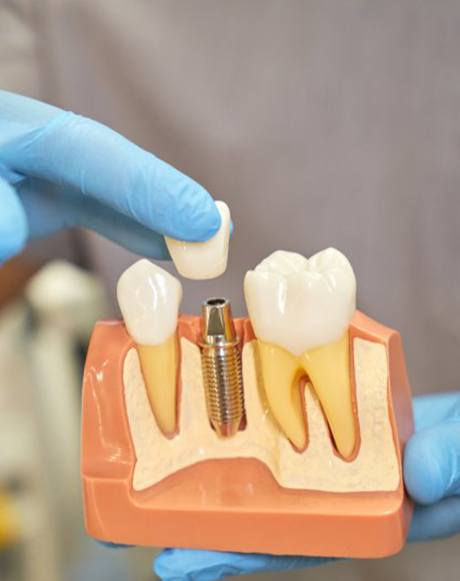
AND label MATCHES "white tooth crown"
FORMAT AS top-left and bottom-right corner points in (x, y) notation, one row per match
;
(165, 201), (231, 280)
(244, 248), (356, 355)
(116, 259), (182, 345)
